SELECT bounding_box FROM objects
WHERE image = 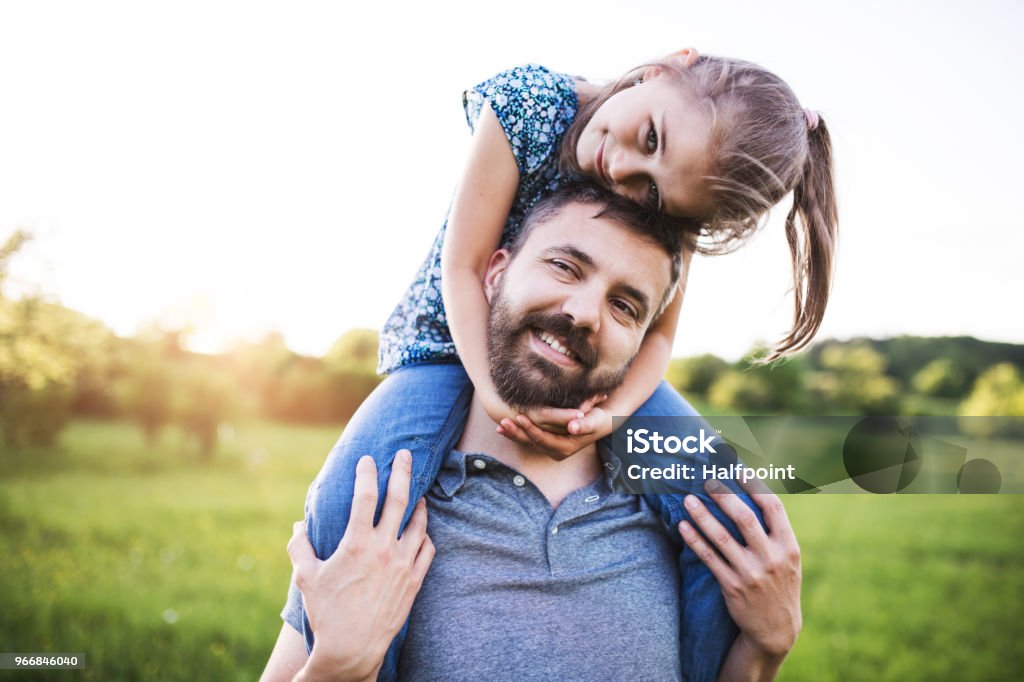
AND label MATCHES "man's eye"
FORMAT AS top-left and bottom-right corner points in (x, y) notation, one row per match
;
(550, 259), (575, 275)
(646, 125), (658, 153)
(612, 299), (638, 320)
